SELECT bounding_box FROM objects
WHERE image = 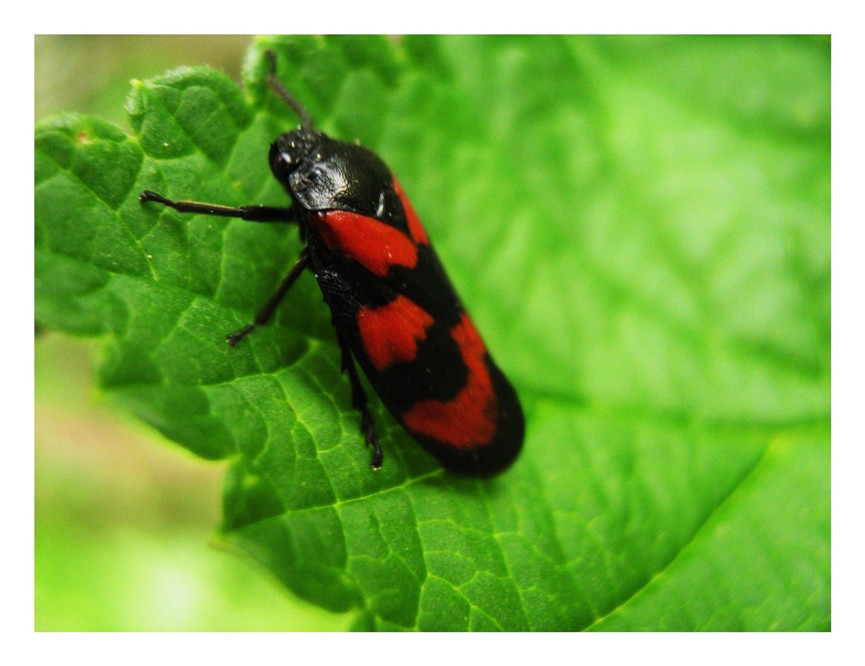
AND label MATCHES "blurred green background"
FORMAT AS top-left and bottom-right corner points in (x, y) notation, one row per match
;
(35, 35), (352, 632)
